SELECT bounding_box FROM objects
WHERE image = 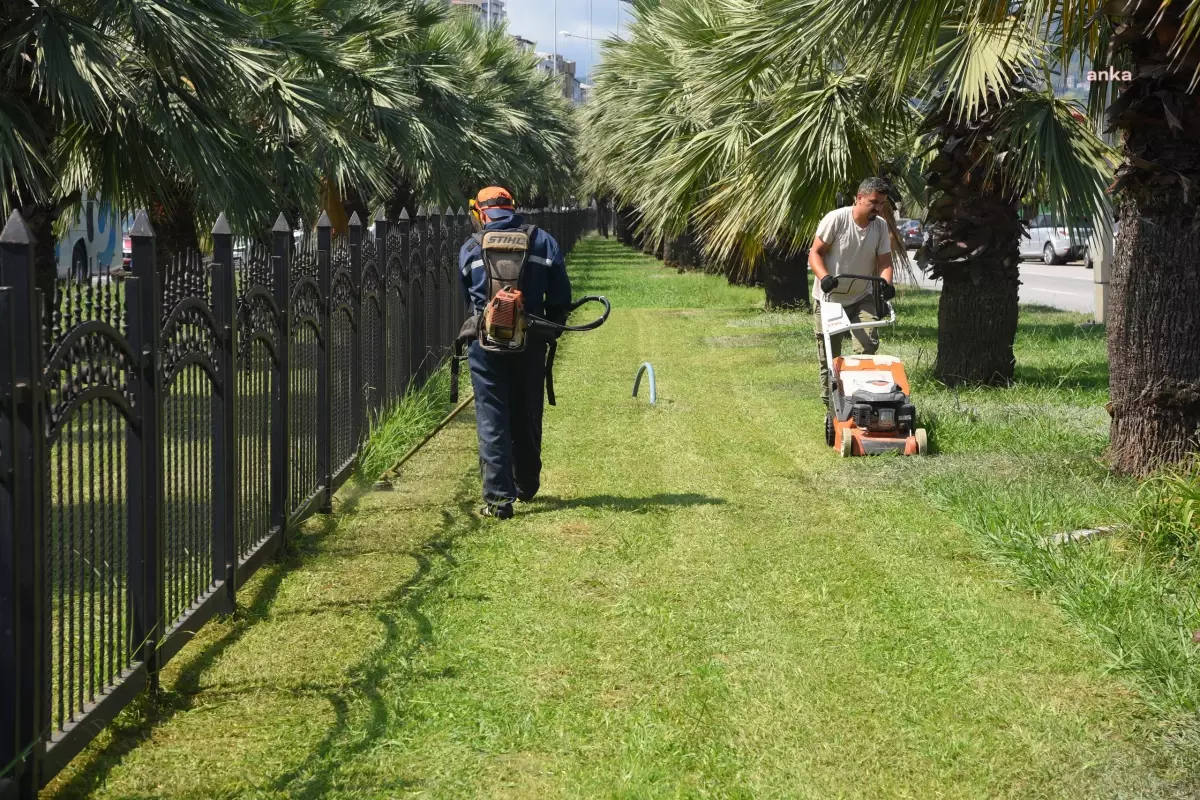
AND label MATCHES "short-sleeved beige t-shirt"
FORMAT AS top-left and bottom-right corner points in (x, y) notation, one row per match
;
(813, 207), (891, 304)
